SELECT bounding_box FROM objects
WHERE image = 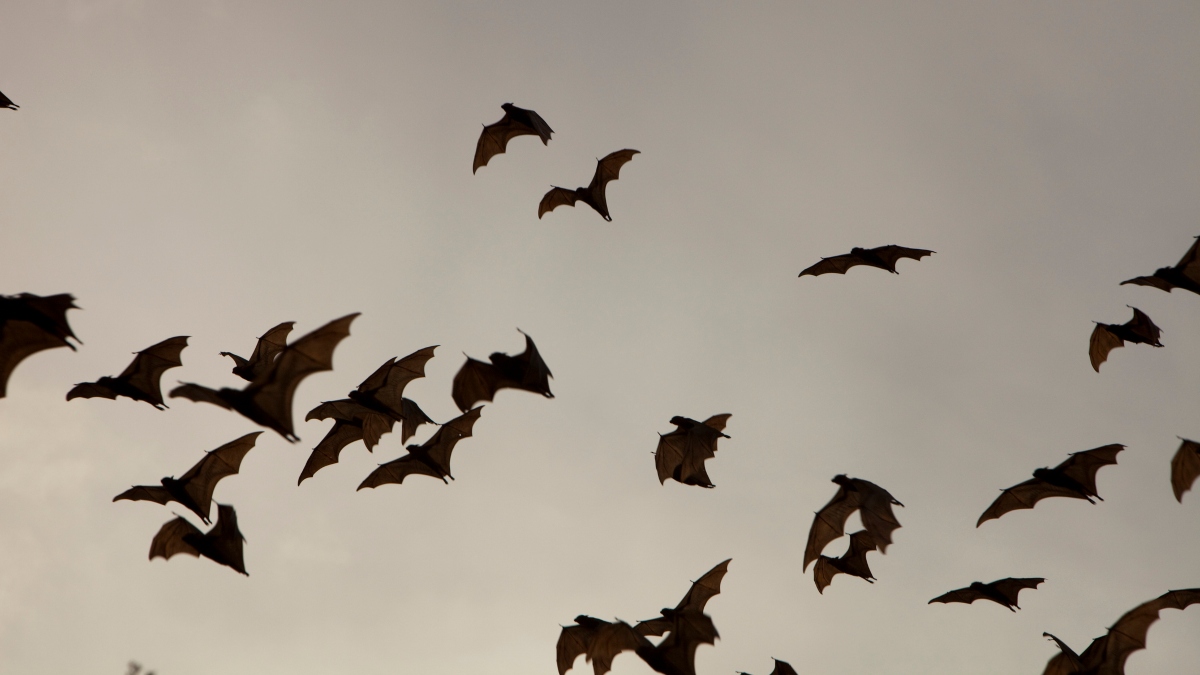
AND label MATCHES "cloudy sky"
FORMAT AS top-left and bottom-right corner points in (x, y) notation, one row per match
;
(2, 2), (1199, 673)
